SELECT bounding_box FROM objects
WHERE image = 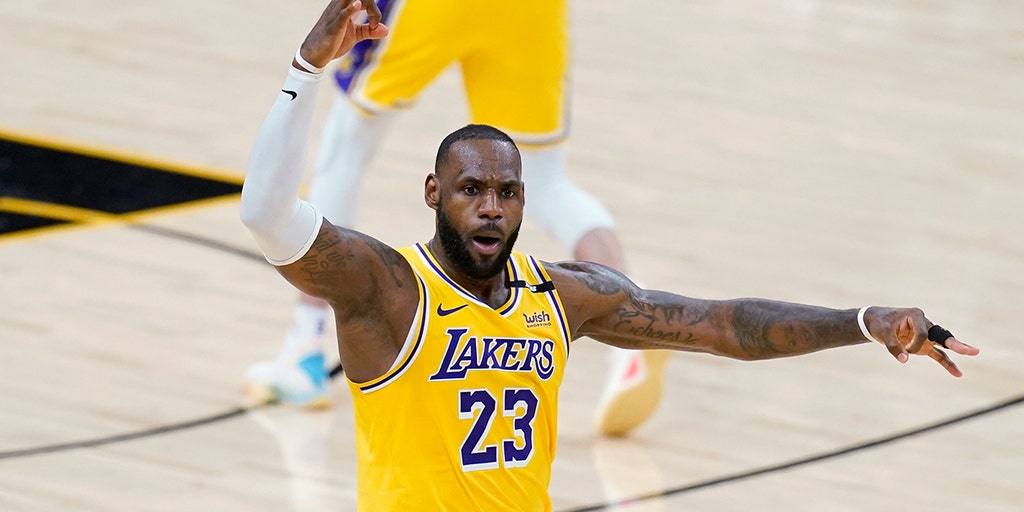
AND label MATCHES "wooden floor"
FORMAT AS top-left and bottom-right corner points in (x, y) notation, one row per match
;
(1, 0), (1022, 510)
